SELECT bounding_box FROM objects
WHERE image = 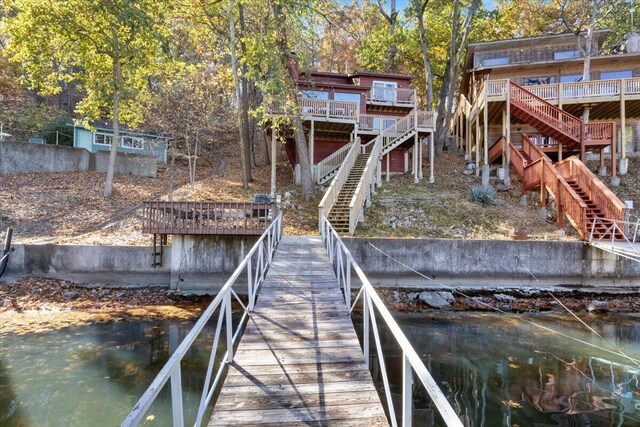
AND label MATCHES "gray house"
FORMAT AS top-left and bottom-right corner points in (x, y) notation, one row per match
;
(70, 123), (170, 163)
